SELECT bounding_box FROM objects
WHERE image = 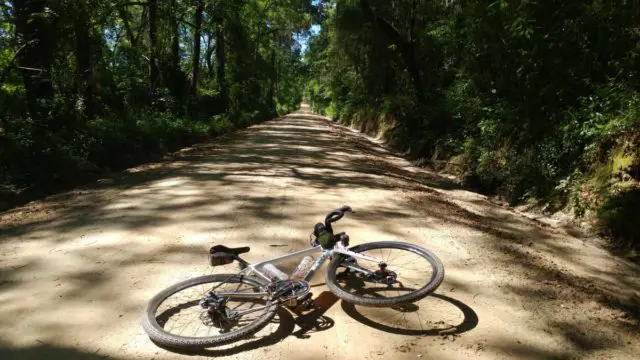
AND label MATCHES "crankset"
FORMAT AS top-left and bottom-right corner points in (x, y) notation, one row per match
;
(269, 280), (311, 306)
